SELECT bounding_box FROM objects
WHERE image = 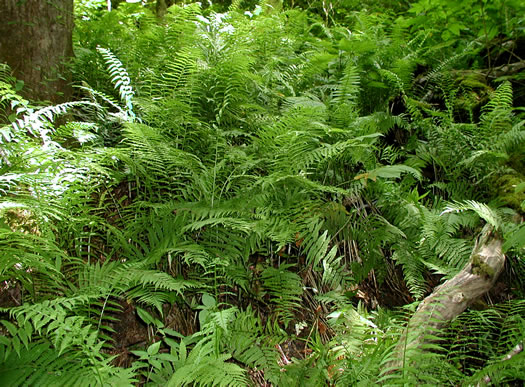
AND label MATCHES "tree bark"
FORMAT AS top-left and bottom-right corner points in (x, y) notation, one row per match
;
(386, 231), (506, 372)
(156, 0), (168, 18)
(156, 0), (176, 18)
(0, 0), (74, 103)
